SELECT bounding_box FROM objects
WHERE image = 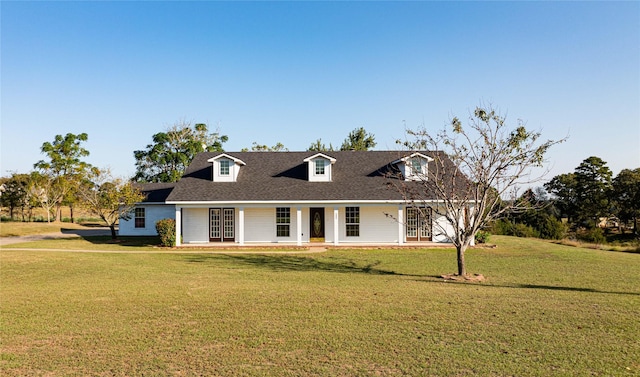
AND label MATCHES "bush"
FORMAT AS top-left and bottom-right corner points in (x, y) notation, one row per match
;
(475, 230), (490, 244)
(577, 227), (606, 244)
(538, 216), (567, 240)
(155, 218), (176, 247)
(491, 219), (514, 236)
